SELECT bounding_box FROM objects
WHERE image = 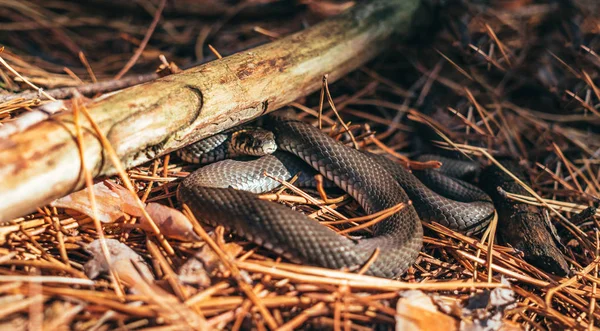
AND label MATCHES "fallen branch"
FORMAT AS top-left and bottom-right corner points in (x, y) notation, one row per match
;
(480, 161), (570, 276)
(0, 0), (422, 221)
